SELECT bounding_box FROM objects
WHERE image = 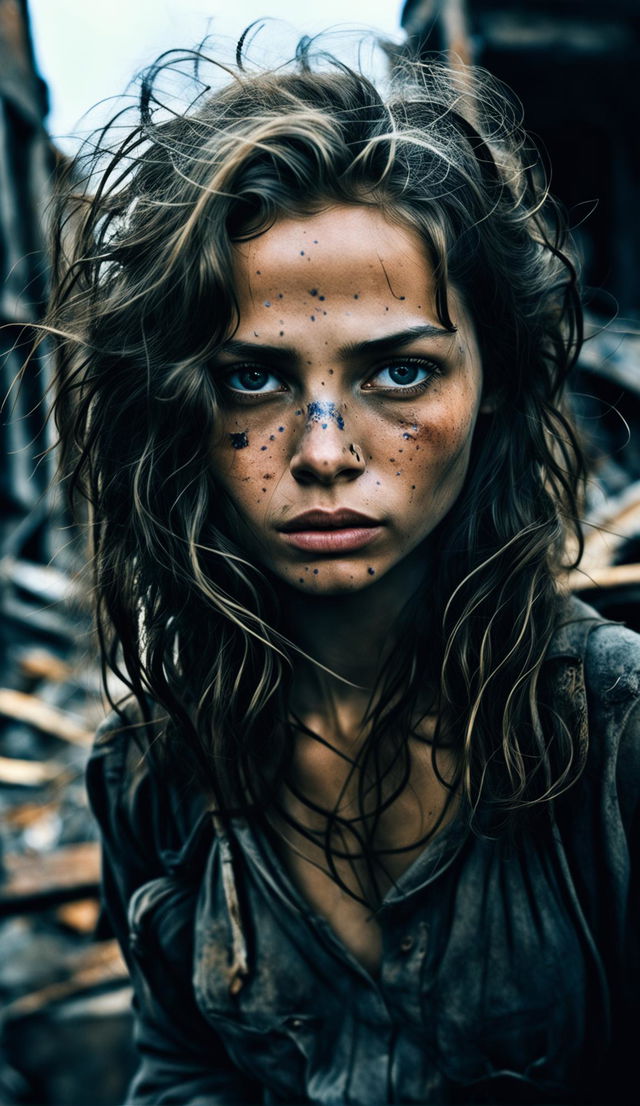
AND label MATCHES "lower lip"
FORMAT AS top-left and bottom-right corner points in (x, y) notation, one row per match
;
(280, 526), (382, 553)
